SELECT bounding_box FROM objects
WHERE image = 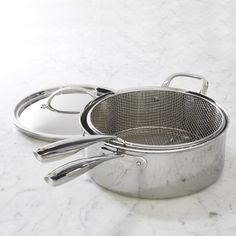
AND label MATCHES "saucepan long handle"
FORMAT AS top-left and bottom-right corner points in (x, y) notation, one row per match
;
(34, 135), (117, 162)
(44, 154), (120, 186)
